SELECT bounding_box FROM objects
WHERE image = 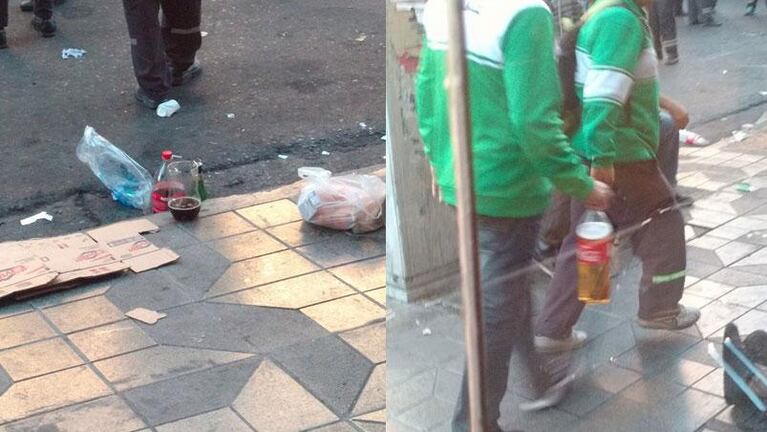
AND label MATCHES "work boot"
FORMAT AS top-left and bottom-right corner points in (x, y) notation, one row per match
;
(534, 330), (588, 354)
(134, 88), (169, 109)
(20, 0), (32, 12)
(171, 60), (202, 87)
(31, 17), (56, 37)
(637, 305), (701, 330)
(0, 30), (7, 49)
(702, 13), (722, 26)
